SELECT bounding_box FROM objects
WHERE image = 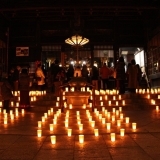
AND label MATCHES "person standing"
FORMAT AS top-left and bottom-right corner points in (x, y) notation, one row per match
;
(81, 65), (89, 82)
(19, 69), (30, 108)
(66, 64), (74, 82)
(115, 57), (126, 94)
(91, 65), (99, 90)
(100, 63), (110, 90)
(36, 64), (45, 91)
(127, 59), (138, 93)
(1, 73), (13, 112)
(13, 65), (21, 91)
